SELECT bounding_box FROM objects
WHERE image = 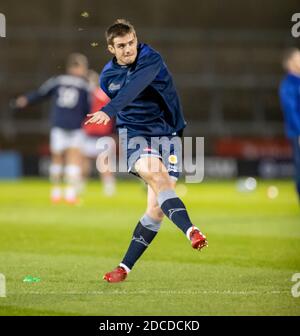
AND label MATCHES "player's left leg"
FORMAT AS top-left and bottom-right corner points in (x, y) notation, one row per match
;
(103, 184), (164, 283)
